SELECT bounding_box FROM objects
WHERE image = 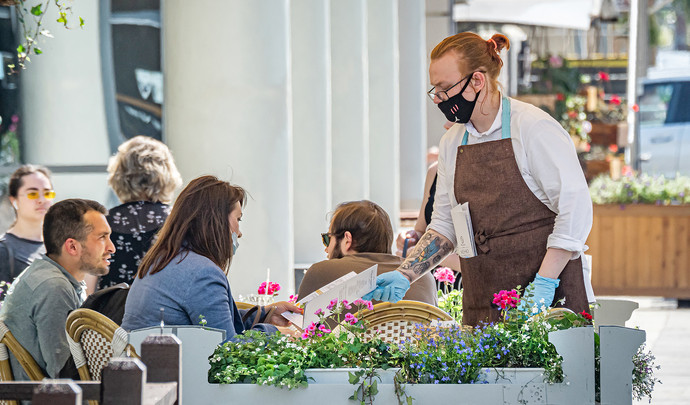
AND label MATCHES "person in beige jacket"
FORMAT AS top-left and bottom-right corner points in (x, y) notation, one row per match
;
(298, 200), (437, 307)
